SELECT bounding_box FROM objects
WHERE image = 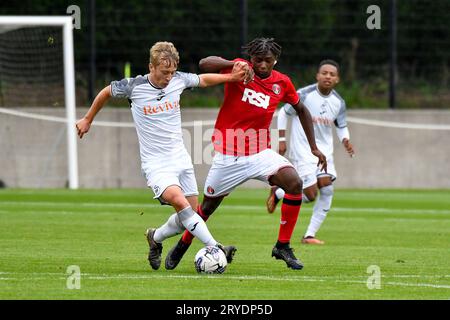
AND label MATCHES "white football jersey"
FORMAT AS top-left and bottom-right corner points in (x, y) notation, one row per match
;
(111, 72), (200, 163)
(283, 83), (348, 163)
